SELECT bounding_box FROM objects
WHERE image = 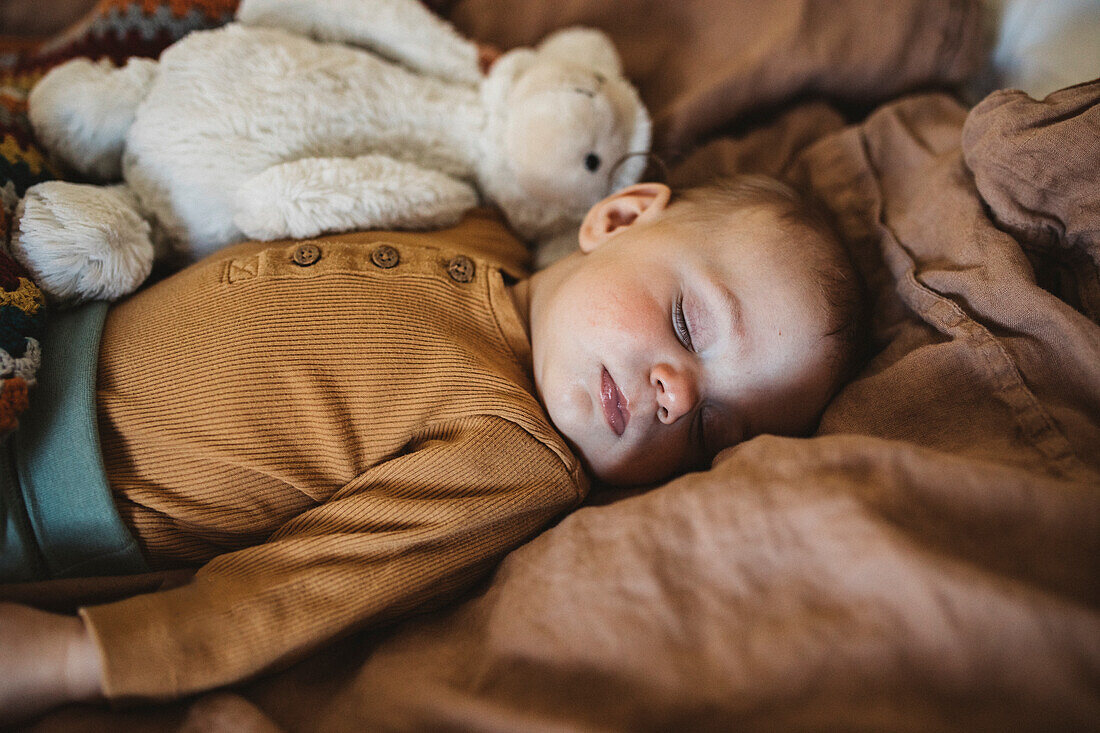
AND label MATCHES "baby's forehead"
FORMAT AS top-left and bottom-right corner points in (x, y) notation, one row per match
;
(670, 202), (810, 267)
(673, 197), (788, 237)
(674, 207), (836, 316)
